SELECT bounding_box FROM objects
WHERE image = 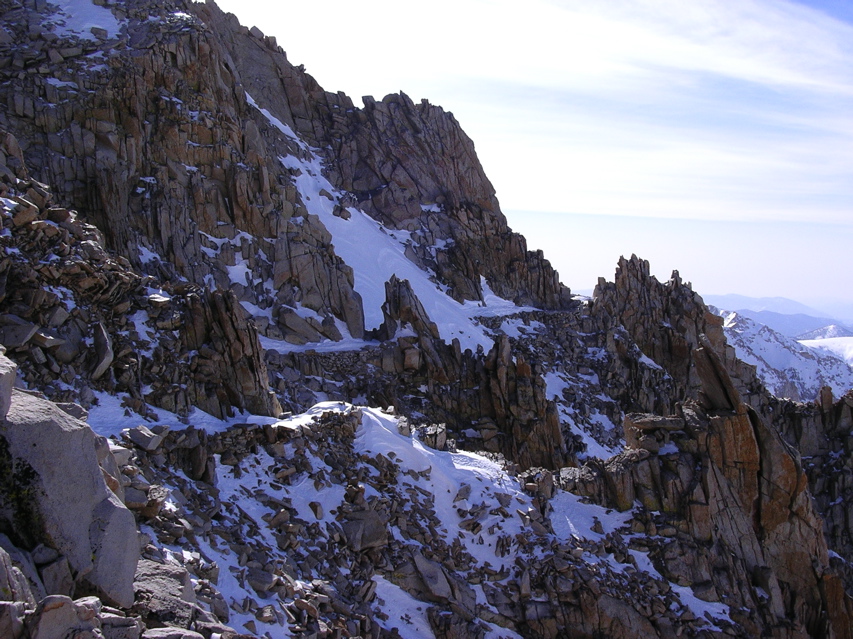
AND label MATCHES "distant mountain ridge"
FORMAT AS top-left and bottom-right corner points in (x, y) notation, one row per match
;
(735, 309), (847, 338)
(704, 294), (853, 338)
(713, 308), (853, 401)
(703, 293), (832, 317)
(799, 324), (853, 340)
